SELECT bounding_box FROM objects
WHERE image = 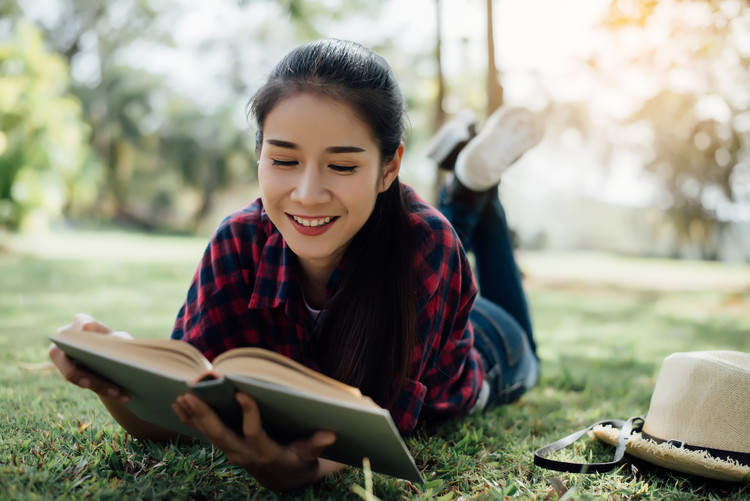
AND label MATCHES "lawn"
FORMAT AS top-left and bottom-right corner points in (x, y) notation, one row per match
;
(1, 230), (749, 500)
